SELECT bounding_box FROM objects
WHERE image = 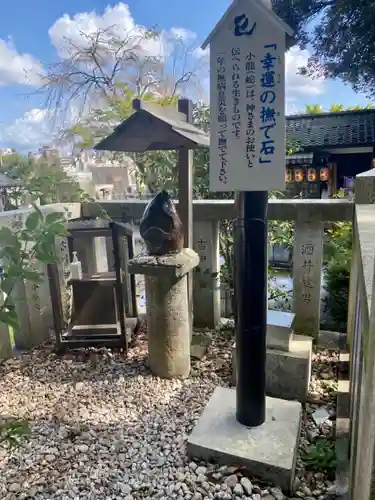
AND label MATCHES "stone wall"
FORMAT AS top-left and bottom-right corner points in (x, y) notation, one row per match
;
(346, 169), (375, 500)
(0, 203), (80, 361)
(82, 198), (353, 337)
